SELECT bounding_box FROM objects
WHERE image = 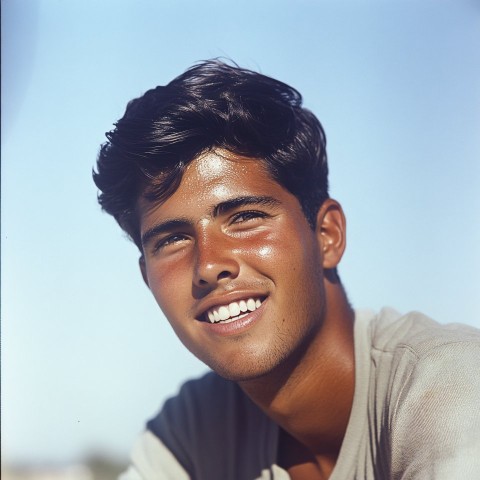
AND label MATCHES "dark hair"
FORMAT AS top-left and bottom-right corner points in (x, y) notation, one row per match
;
(93, 60), (329, 250)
